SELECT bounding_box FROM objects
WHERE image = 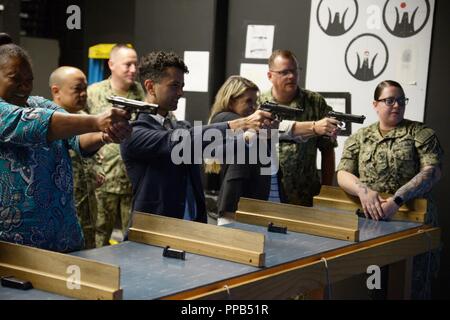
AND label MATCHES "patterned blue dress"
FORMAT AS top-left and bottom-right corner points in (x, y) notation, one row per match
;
(0, 96), (84, 252)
